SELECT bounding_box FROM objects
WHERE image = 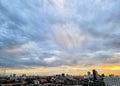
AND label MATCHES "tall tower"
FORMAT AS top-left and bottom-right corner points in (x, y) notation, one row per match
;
(92, 69), (98, 81)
